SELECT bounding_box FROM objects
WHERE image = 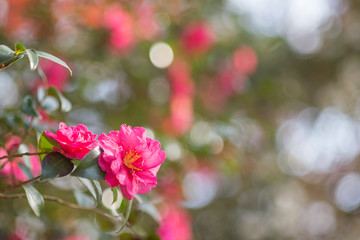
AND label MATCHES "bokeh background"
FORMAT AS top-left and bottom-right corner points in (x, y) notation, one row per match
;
(1, 0), (360, 239)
